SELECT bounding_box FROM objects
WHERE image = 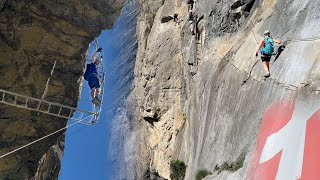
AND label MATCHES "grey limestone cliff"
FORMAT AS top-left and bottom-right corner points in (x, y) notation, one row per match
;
(131, 0), (320, 179)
